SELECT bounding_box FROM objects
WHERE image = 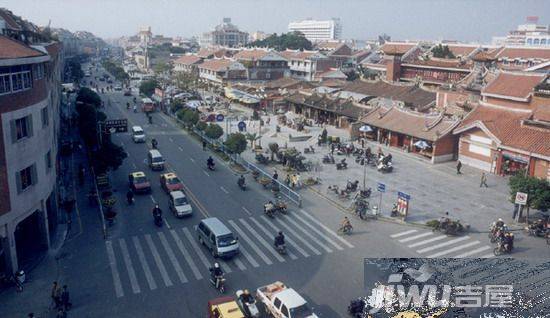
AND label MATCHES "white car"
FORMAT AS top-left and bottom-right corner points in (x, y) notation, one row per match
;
(169, 191), (192, 217)
(131, 126), (145, 143)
